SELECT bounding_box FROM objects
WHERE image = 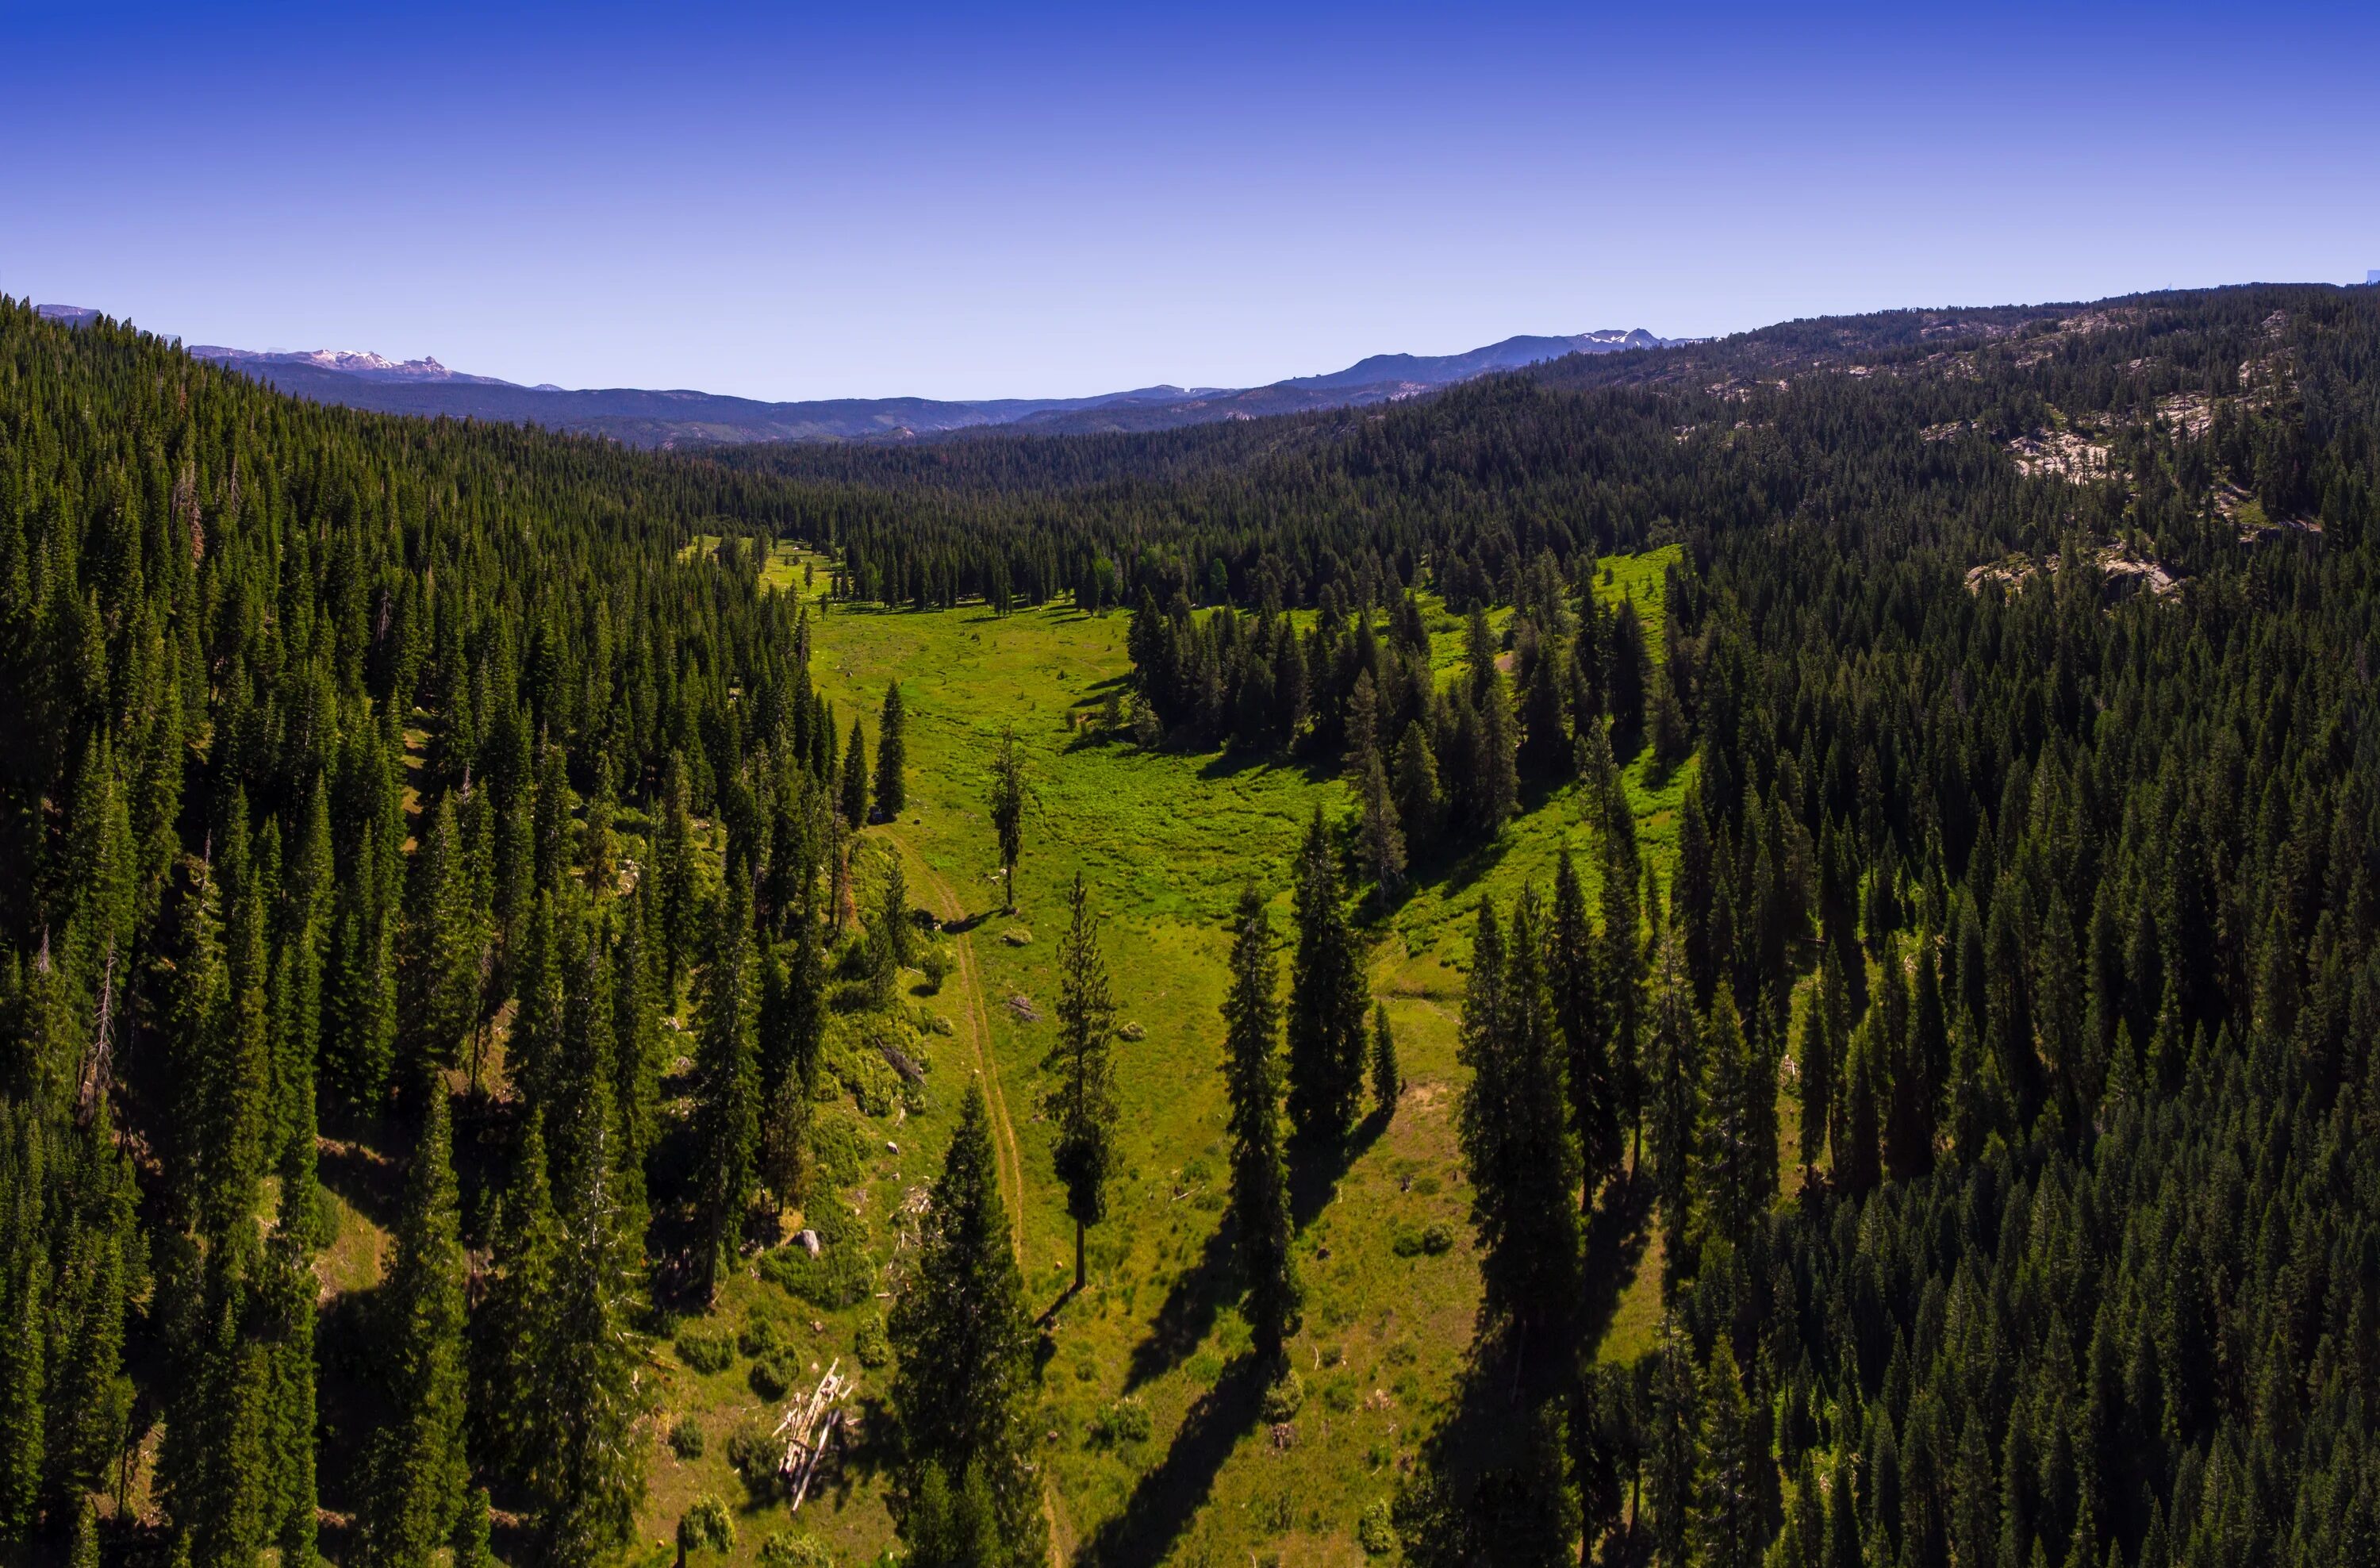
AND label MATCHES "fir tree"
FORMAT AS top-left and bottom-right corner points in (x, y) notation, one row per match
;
(1645, 920), (1699, 1297)
(358, 1084), (468, 1568)
(1286, 810), (1368, 1146)
(1549, 848), (1612, 1202)
(1392, 720), (1441, 849)
(889, 1086), (1046, 1568)
(1220, 886), (1299, 1364)
(692, 875), (758, 1299)
(839, 715), (869, 828)
(1357, 745), (1405, 893)
(471, 1112), (562, 1486)
(1369, 1000), (1399, 1117)
(1457, 893), (1580, 1350)
(1045, 874), (1118, 1294)
(654, 755), (697, 1007)
(874, 682), (906, 821)
(987, 727), (1026, 914)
